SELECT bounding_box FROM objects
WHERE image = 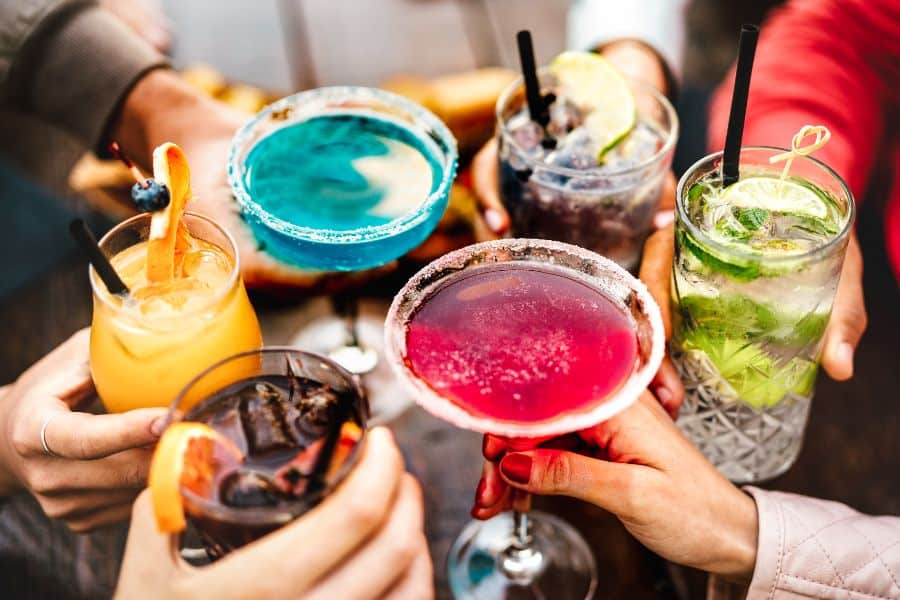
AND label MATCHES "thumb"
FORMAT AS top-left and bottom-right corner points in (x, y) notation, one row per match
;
(116, 489), (181, 597)
(471, 138), (509, 237)
(822, 233), (866, 381)
(497, 449), (645, 516)
(639, 224), (674, 338)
